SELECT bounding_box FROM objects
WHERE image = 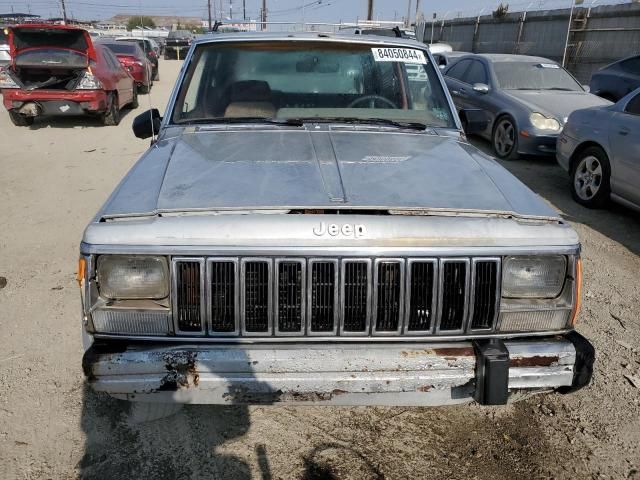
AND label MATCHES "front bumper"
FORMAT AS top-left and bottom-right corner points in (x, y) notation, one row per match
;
(518, 131), (559, 156)
(83, 332), (594, 406)
(556, 131), (580, 172)
(2, 89), (109, 116)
